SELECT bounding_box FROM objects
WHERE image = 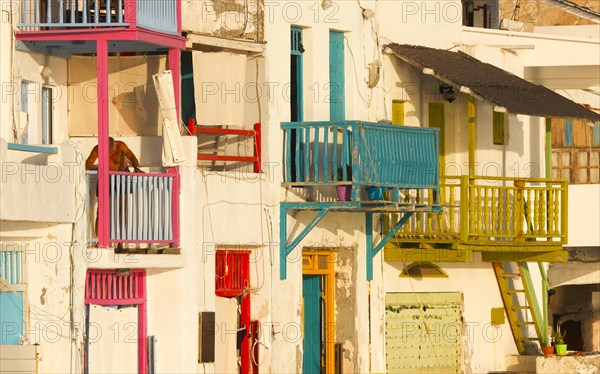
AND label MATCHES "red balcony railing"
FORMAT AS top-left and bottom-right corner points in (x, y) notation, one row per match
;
(189, 120), (262, 173)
